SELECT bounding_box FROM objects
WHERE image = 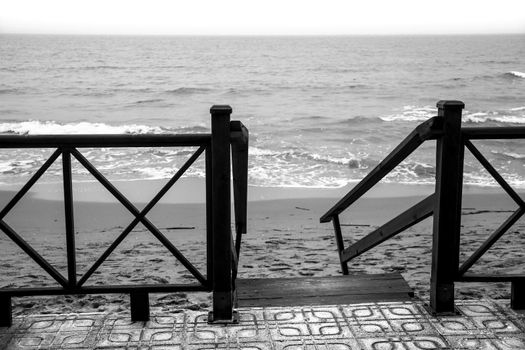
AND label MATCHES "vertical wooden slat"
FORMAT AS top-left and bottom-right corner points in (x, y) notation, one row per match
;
(511, 281), (525, 310)
(205, 146), (213, 289)
(0, 295), (12, 327)
(62, 148), (77, 287)
(231, 121), (249, 269)
(430, 100), (465, 314)
(332, 215), (349, 275)
(209, 105), (234, 323)
(231, 121), (249, 238)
